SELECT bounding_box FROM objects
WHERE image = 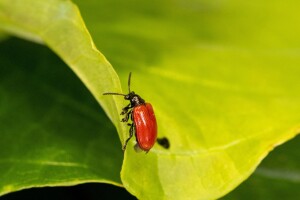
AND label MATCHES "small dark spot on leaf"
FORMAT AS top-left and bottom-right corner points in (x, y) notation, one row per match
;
(157, 137), (170, 149)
